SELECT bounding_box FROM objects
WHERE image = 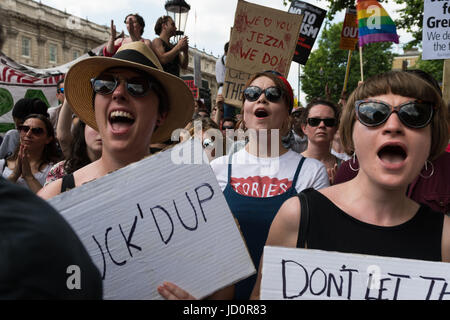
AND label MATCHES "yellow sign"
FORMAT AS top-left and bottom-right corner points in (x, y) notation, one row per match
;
(339, 8), (358, 51)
